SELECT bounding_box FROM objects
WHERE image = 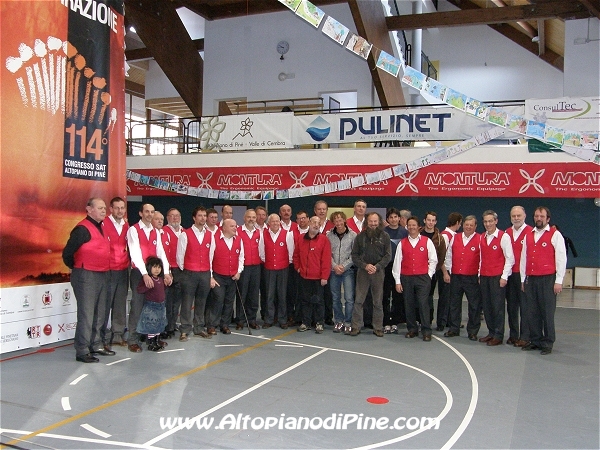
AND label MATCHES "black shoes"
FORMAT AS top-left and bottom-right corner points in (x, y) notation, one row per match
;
(92, 347), (116, 356)
(444, 331), (459, 337)
(522, 343), (541, 351)
(147, 336), (164, 352)
(540, 347), (552, 355)
(76, 353), (99, 363)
